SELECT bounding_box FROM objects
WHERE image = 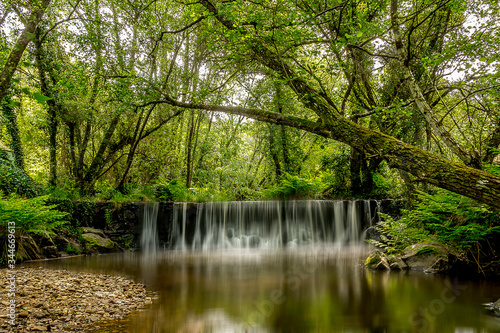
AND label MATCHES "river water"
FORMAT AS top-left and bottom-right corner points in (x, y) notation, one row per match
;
(22, 248), (500, 332)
